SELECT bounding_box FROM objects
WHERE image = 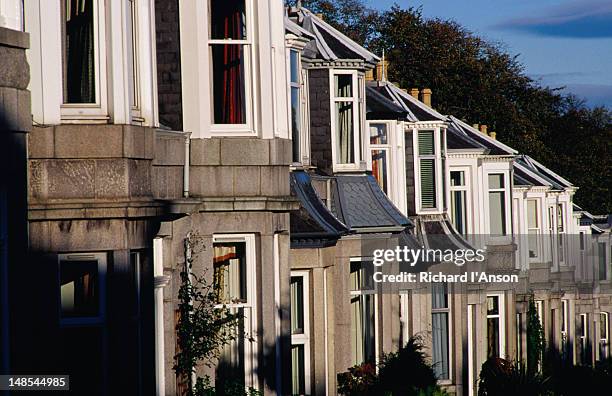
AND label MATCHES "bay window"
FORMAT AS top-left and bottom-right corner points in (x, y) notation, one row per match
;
(209, 0), (250, 126)
(212, 234), (257, 390)
(431, 283), (450, 380)
(331, 70), (363, 170)
(527, 200), (540, 258)
(350, 260), (376, 365)
(369, 123), (390, 194)
(486, 294), (505, 358)
(487, 174), (507, 236)
(449, 170), (468, 235)
(291, 272), (311, 395)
